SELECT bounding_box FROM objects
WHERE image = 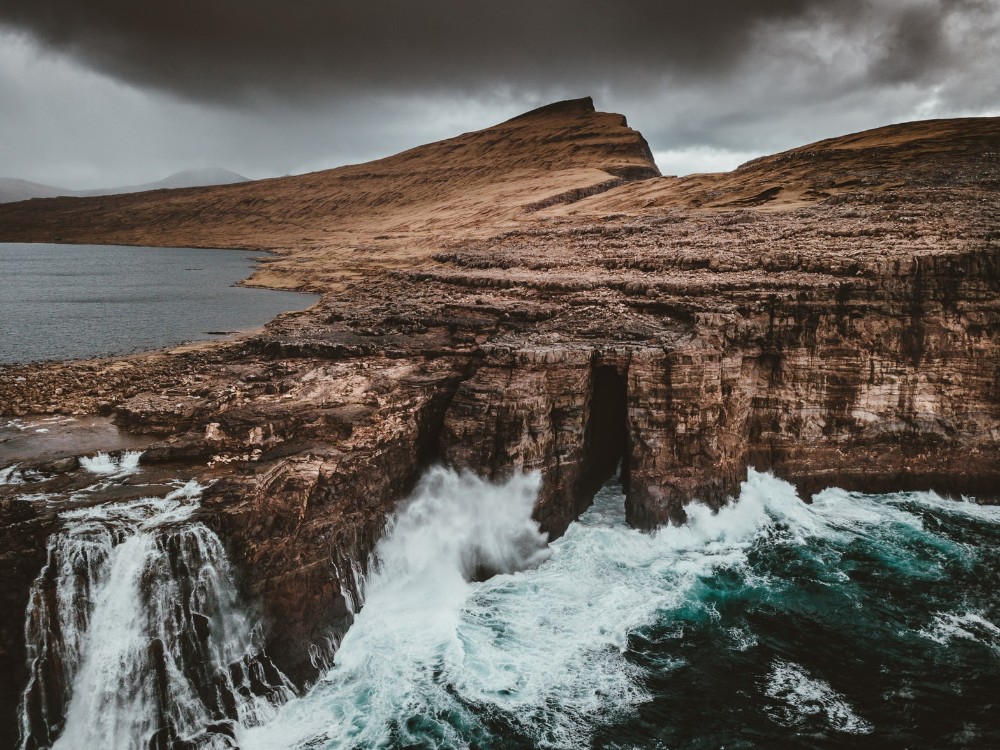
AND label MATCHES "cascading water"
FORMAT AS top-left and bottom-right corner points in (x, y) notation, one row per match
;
(1, 464), (30, 484)
(78, 450), (144, 478)
(18, 478), (294, 750)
